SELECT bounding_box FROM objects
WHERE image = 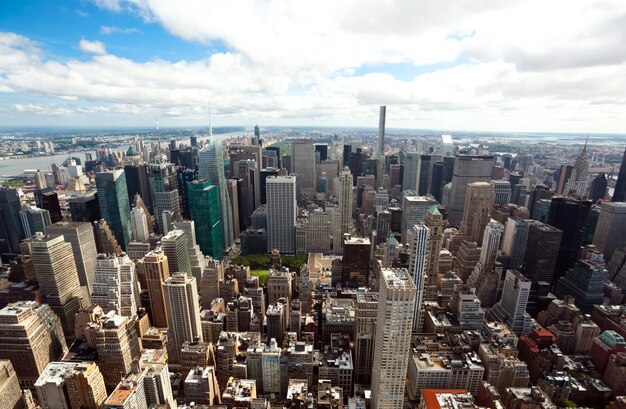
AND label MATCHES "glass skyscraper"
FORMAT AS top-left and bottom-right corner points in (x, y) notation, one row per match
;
(95, 169), (132, 249)
(187, 180), (224, 259)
